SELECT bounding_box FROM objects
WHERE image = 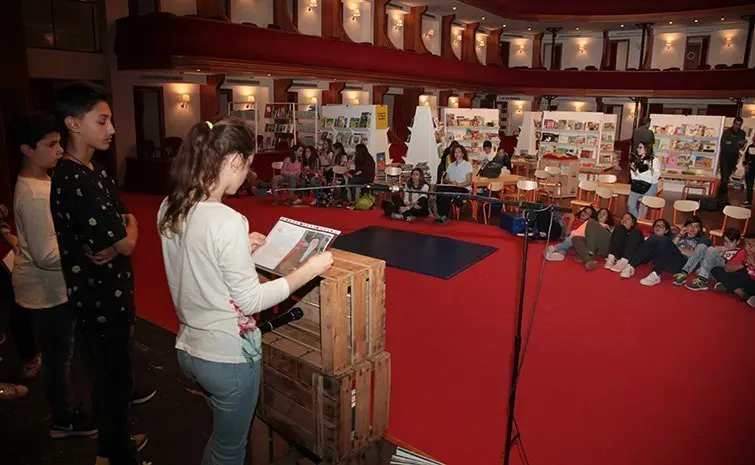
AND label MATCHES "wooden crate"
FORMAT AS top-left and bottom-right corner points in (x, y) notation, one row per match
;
(258, 333), (391, 463)
(257, 249), (386, 376)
